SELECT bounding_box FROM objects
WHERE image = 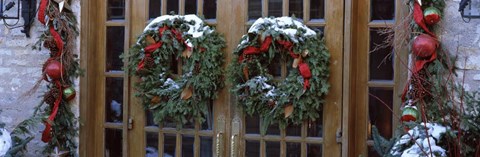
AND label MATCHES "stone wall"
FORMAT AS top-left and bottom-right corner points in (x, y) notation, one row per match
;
(442, 0), (480, 91)
(0, 0), (80, 156)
